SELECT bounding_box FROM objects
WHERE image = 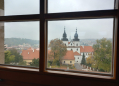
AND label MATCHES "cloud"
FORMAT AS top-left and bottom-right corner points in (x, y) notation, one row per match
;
(3, 0), (114, 40)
